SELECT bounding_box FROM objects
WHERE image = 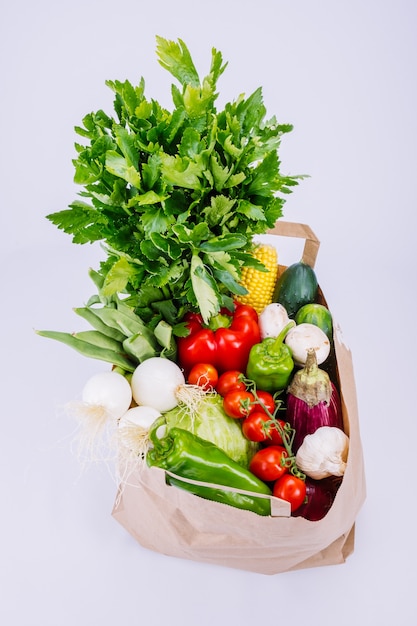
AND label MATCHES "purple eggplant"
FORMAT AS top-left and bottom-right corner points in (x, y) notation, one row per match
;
(286, 348), (344, 453)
